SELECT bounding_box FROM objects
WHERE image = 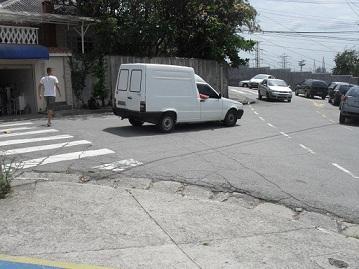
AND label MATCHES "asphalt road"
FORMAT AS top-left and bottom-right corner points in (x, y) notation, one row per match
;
(2, 88), (359, 223)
